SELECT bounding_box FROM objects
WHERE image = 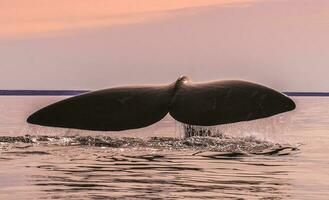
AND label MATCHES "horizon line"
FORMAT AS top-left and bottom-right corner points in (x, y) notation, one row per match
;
(0, 90), (329, 97)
